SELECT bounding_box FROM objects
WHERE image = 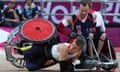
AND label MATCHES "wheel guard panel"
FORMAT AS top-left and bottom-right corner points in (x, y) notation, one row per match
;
(20, 19), (56, 43)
